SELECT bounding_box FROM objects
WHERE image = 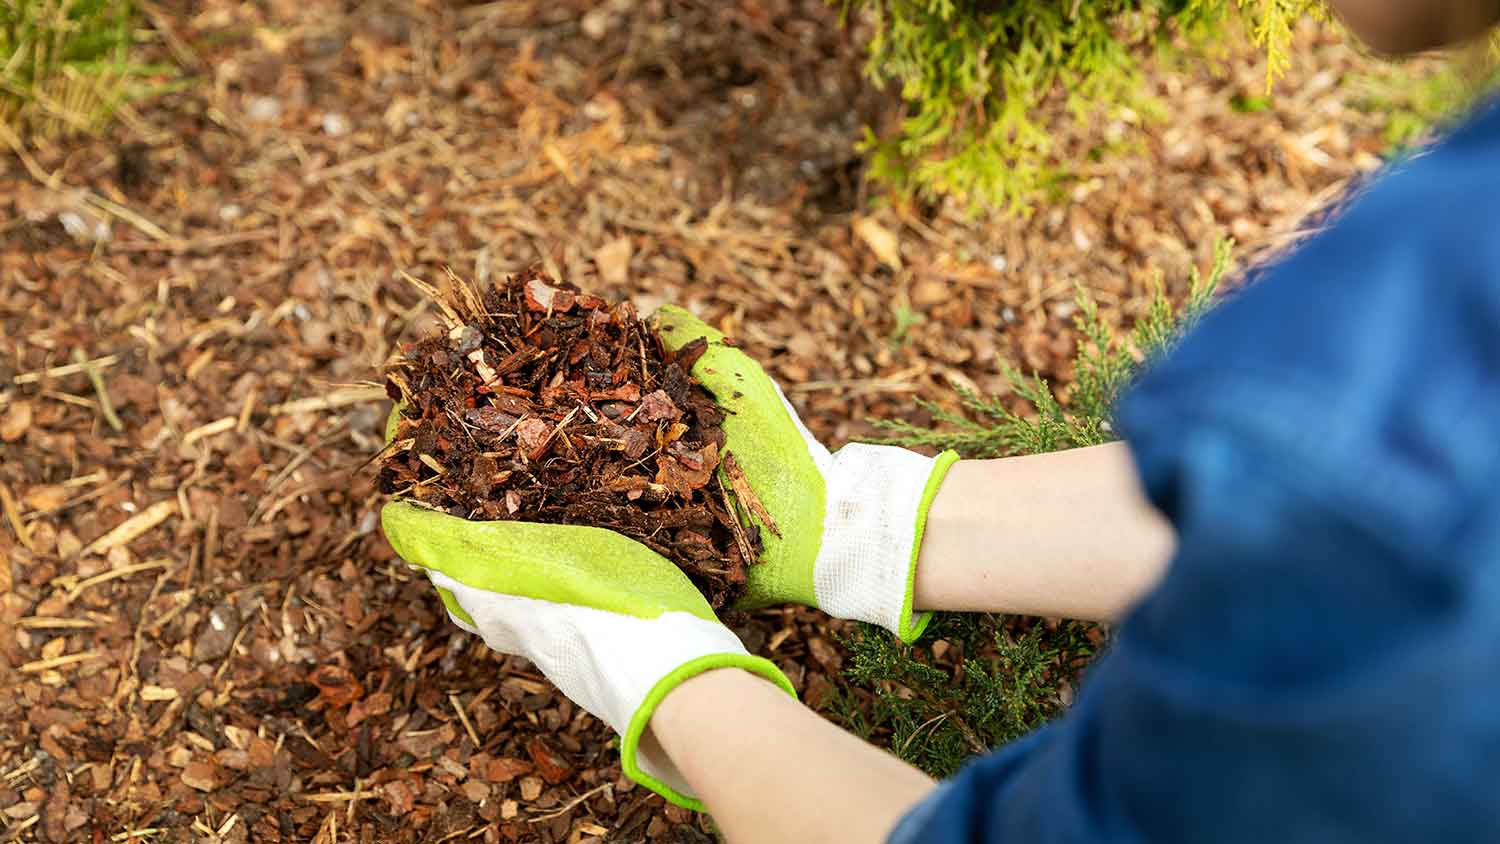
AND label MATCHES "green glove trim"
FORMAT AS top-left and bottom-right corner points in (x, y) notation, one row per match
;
(656, 307), (823, 608)
(898, 450), (961, 644)
(431, 582), (477, 628)
(620, 654), (798, 811)
(382, 501), (719, 623)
